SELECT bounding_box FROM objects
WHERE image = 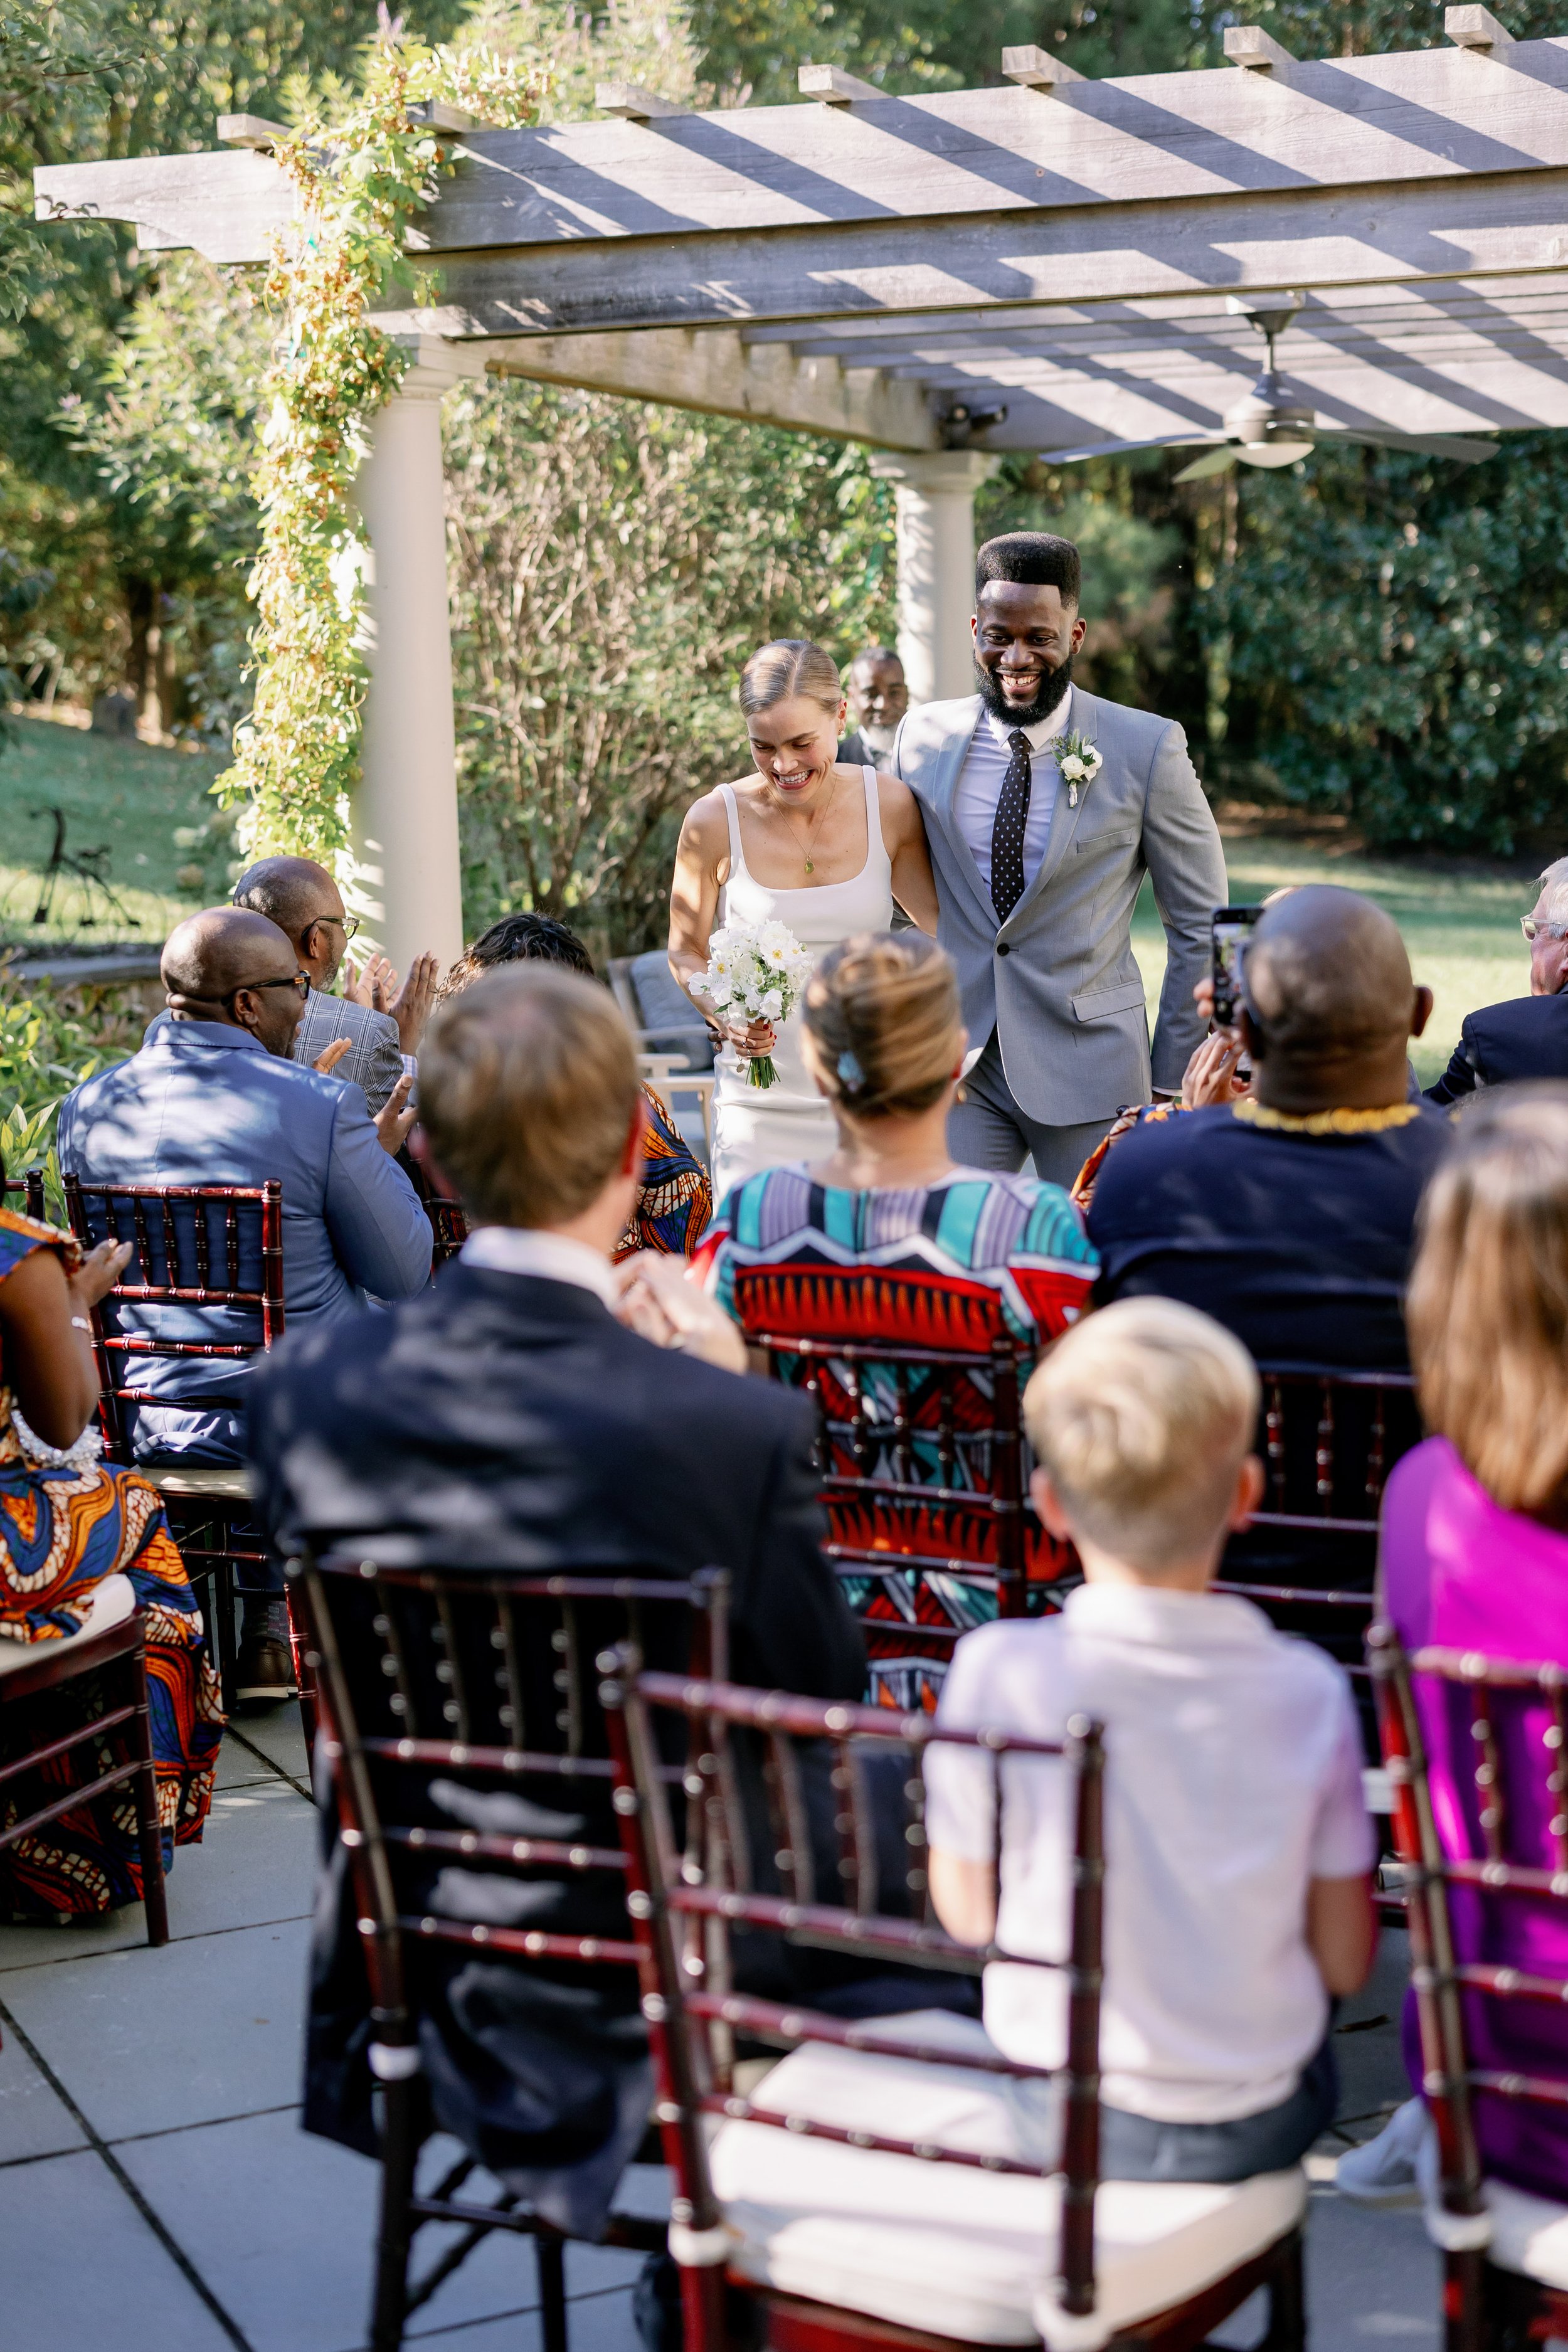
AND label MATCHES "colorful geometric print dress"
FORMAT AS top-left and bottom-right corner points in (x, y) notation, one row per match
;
(0, 1206), (222, 1917)
(613, 1084), (713, 1261)
(696, 1167), (1098, 1707)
